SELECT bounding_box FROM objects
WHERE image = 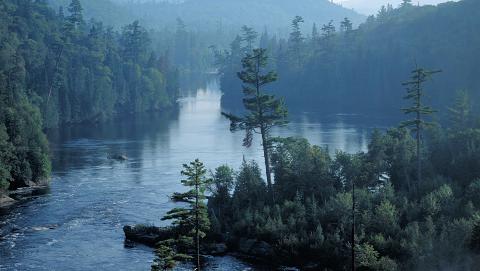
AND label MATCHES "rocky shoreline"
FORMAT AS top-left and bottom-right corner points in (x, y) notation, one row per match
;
(0, 179), (50, 208)
(122, 224), (306, 270)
